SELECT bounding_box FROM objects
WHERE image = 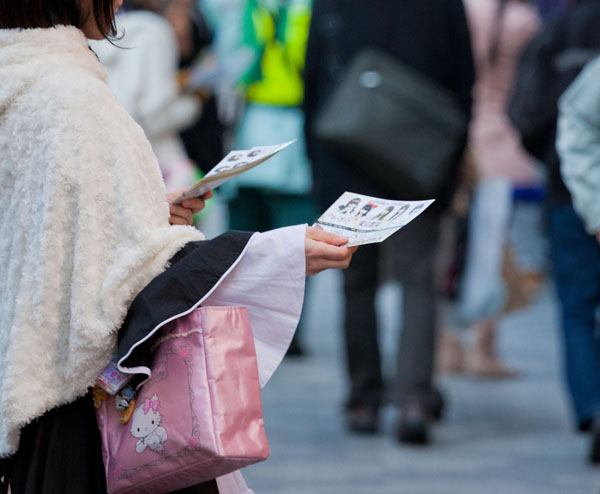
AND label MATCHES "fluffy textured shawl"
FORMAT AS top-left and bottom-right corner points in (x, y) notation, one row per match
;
(0, 26), (204, 456)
